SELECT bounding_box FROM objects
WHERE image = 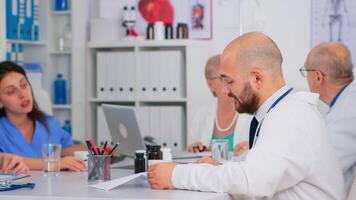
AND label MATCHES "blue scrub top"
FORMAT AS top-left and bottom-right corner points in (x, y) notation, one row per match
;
(0, 116), (73, 158)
